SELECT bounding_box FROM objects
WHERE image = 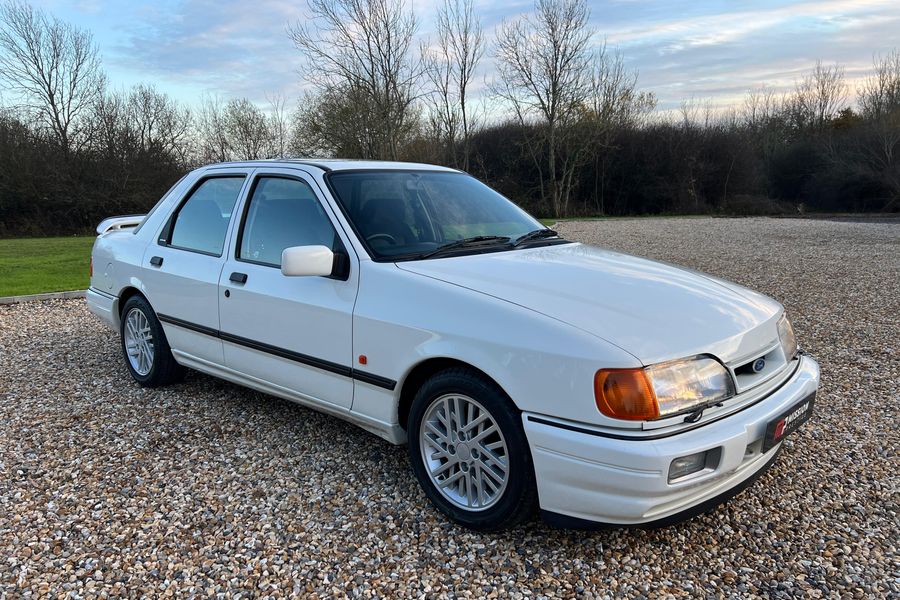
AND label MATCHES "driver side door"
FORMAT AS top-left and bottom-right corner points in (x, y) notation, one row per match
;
(217, 171), (358, 410)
